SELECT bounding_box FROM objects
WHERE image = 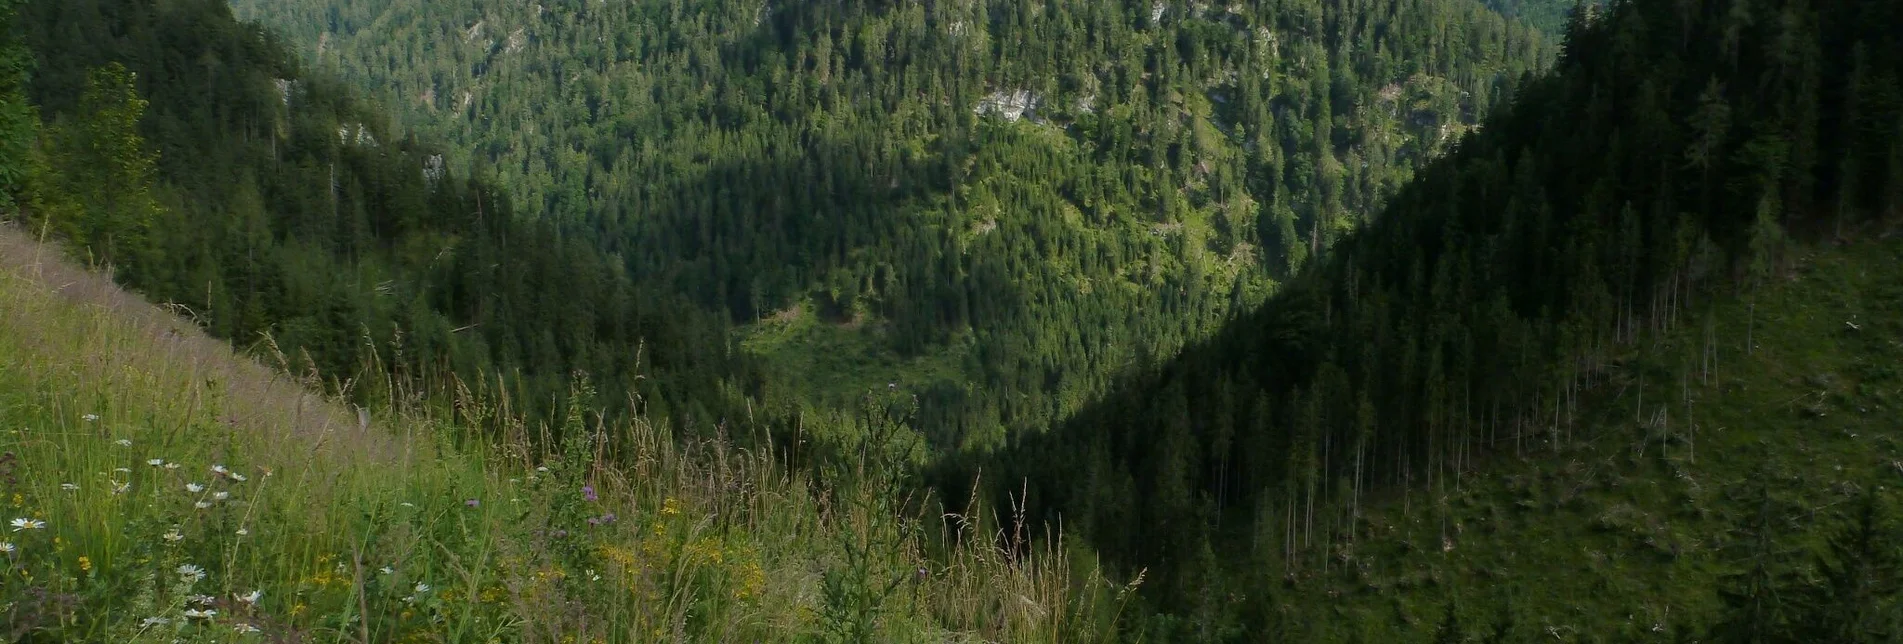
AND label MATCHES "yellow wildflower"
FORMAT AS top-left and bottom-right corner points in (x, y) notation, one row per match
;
(661, 497), (680, 516)
(77, 556), (91, 572)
